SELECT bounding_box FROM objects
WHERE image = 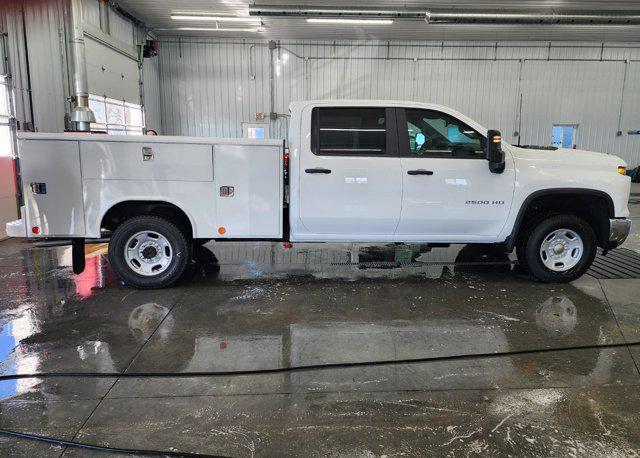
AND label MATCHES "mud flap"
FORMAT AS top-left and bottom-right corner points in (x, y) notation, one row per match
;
(72, 238), (85, 274)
